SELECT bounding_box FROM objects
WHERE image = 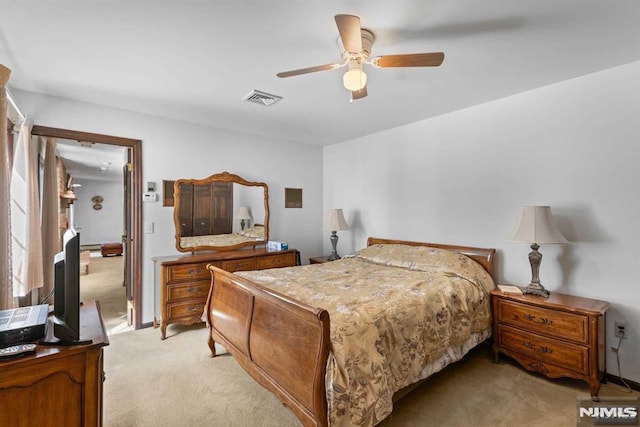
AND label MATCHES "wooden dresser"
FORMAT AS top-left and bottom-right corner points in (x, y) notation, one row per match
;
(491, 289), (609, 398)
(0, 300), (108, 426)
(156, 248), (298, 339)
